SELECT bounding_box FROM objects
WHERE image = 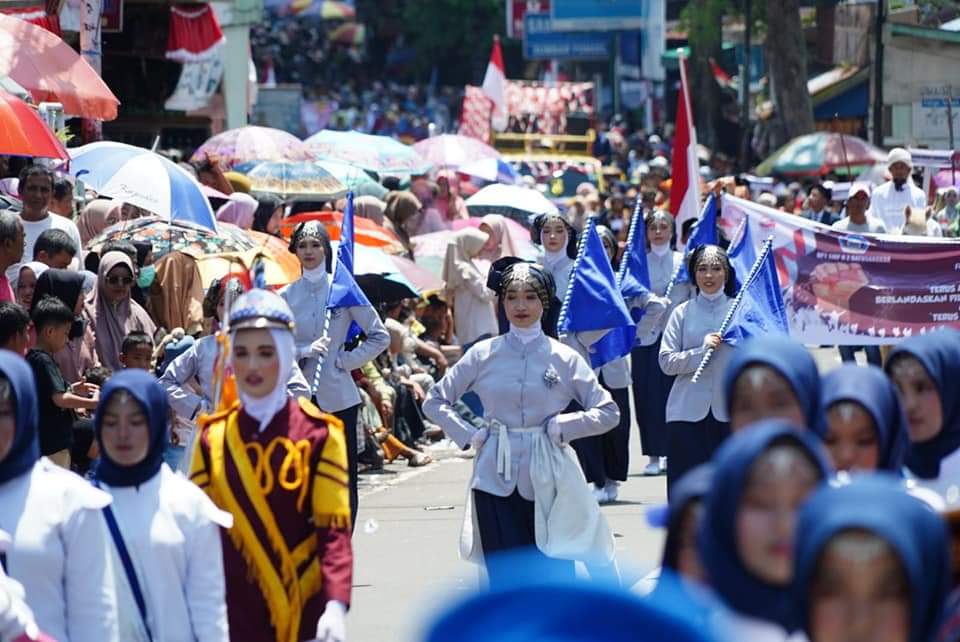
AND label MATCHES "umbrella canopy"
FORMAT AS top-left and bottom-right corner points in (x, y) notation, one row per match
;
(67, 142), (217, 230)
(933, 167), (960, 189)
(239, 160), (346, 200)
(412, 219), (540, 280)
(305, 129), (431, 176)
(0, 91), (68, 160)
(451, 217), (538, 257)
(315, 160), (388, 199)
(86, 217), (253, 260)
(465, 183), (559, 225)
(329, 22), (365, 46)
(281, 211), (403, 252)
(413, 134), (500, 171)
(459, 157), (520, 185)
(347, 242), (443, 293)
(756, 132), (886, 177)
(286, 0), (355, 18)
(194, 248), (301, 289)
(191, 126), (312, 169)
(0, 14), (119, 120)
